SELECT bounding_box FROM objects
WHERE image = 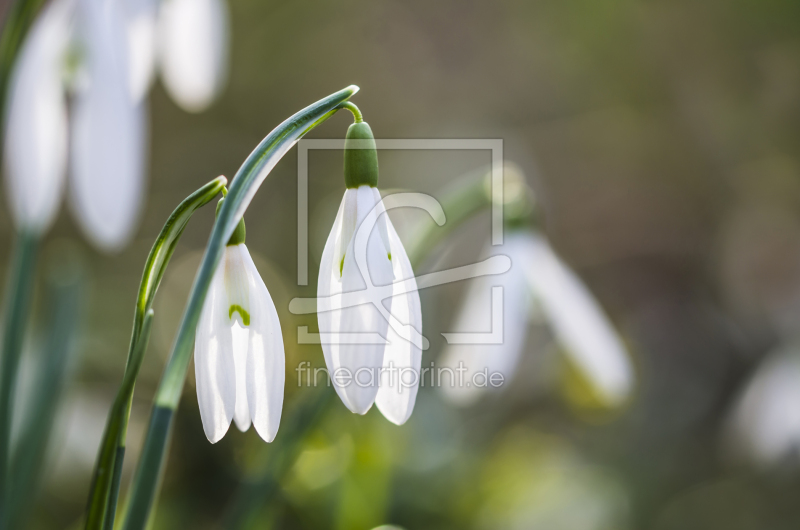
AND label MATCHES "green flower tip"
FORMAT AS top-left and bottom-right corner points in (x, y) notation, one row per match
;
(344, 121), (378, 189)
(229, 304), (250, 326)
(215, 197), (246, 246)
